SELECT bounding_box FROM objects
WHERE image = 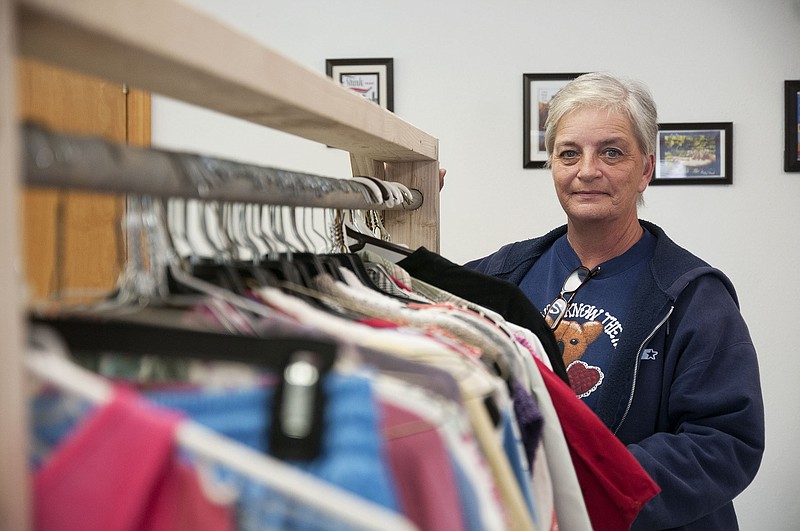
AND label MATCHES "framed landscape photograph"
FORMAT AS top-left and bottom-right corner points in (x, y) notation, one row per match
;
(651, 122), (733, 185)
(523, 72), (585, 168)
(785, 80), (800, 172)
(326, 58), (394, 111)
